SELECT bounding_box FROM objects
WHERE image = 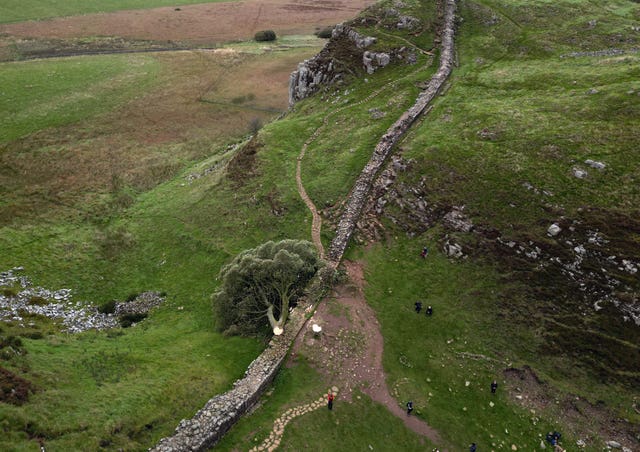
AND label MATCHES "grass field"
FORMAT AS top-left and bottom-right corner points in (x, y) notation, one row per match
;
(0, 0), (232, 24)
(0, 55), (159, 143)
(0, 40), (321, 450)
(215, 361), (435, 451)
(210, 0), (640, 450)
(1, 0), (639, 450)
